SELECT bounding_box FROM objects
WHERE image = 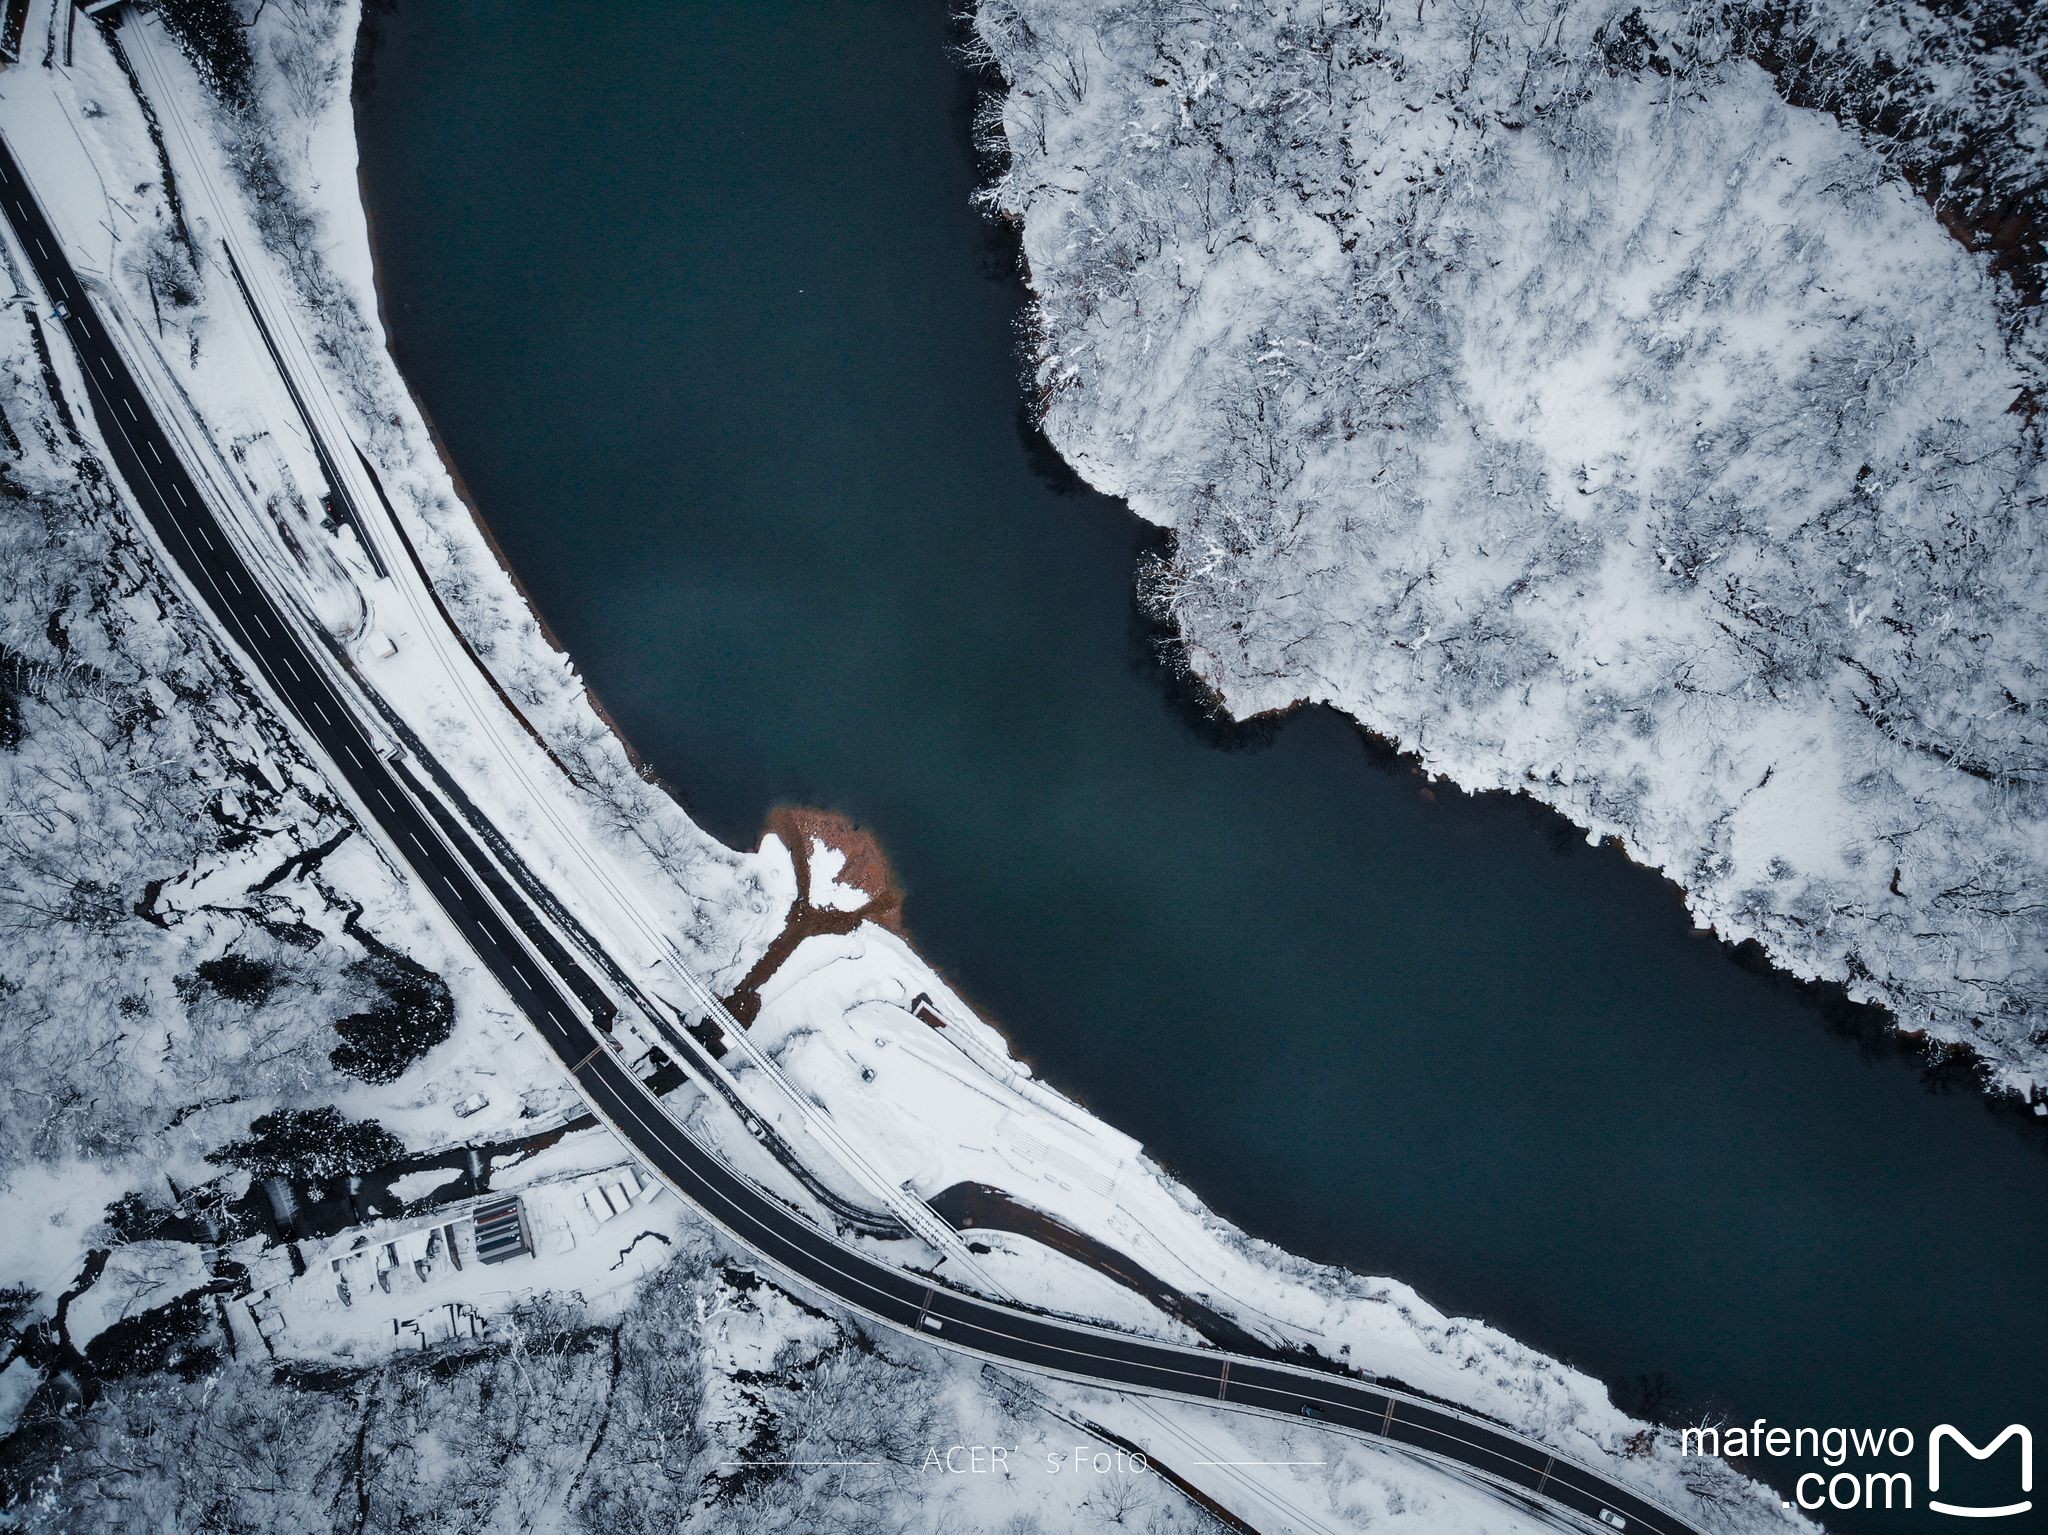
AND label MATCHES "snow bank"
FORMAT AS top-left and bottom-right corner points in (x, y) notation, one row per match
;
(806, 838), (870, 912)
